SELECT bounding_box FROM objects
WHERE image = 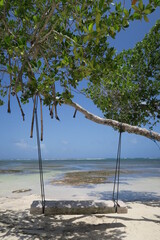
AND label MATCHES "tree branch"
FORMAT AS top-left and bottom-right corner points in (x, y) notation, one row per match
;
(65, 101), (160, 142)
(31, 1), (56, 46)
(38, 29), (82, 47)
